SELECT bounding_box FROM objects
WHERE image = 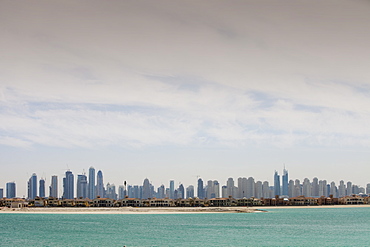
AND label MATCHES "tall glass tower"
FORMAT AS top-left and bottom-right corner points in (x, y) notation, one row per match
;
(77, 174), (88, 198)
(197, 178), (204, 199)
(50, 175), (58, 198)
(39, 178), (45, 198)
(282, 168), (288, 196)
(88, 167), (95, 199)
(169, 180), (175, 199)
(63, 170), (74, 199)
(96, 170), (104, 198)
(28, 173), (37, 199)
(274, 171), (280, 197)
(6, 182), (16, 198)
